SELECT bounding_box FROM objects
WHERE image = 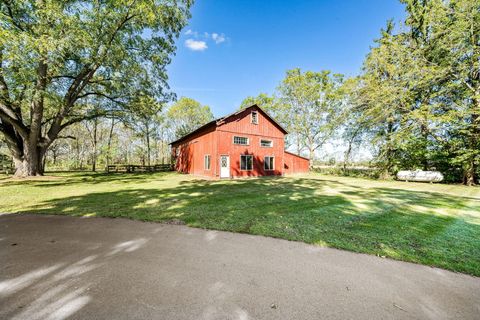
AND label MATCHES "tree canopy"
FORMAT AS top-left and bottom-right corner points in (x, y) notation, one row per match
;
(0, 0), (192, 176)
(1, 0), (478, 185)
(167, 97), (214, 139)
(351, 0), (480, 184)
